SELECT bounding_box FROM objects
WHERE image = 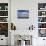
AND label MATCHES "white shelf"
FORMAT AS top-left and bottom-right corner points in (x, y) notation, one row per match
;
(38, 16), (46, 17)
(38, 10), (46, 11)
(38, 28), (46, 29)
(0, 16), (8, 17)
(0, 10), (8, 11)
(38, 22), (46, 23)
(0, 22), (8, 23)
